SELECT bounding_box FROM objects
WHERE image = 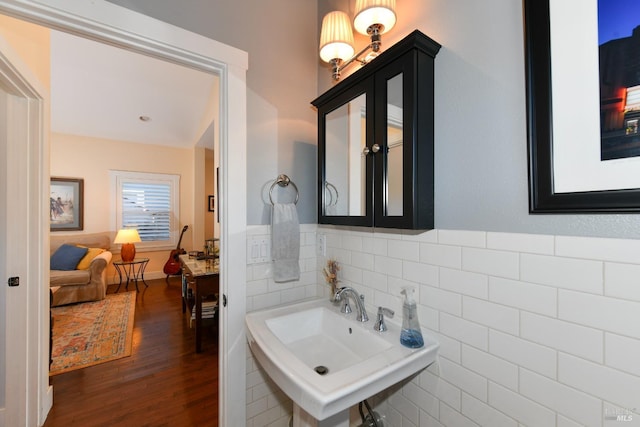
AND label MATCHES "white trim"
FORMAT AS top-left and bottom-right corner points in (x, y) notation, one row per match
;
(0, 0), (247, 70)
(0, 31), (50, 425)
(0, 2), (248, 426)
